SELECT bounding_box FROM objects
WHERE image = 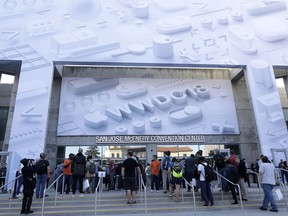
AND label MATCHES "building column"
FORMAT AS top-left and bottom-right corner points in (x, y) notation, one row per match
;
(146, 144), (157, 165)
(245, 59), (288, 162)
